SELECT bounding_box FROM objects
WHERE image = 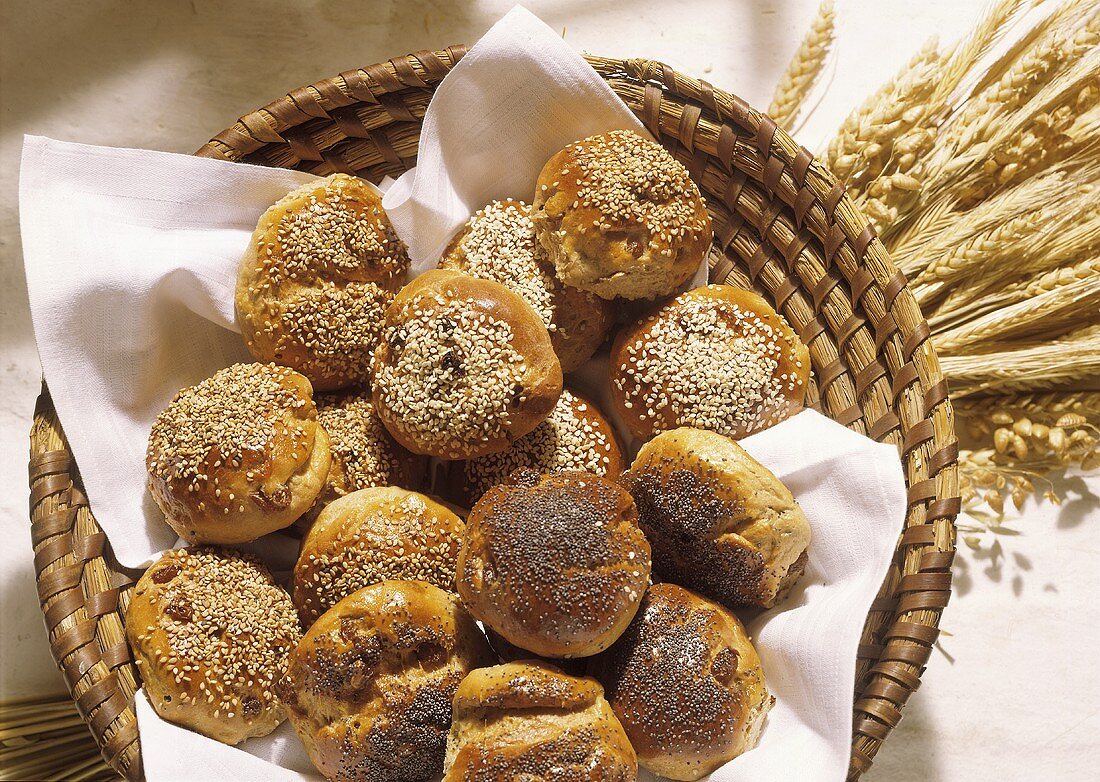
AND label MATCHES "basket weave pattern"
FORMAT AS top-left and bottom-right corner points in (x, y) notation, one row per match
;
(28, 48), (958, 781)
